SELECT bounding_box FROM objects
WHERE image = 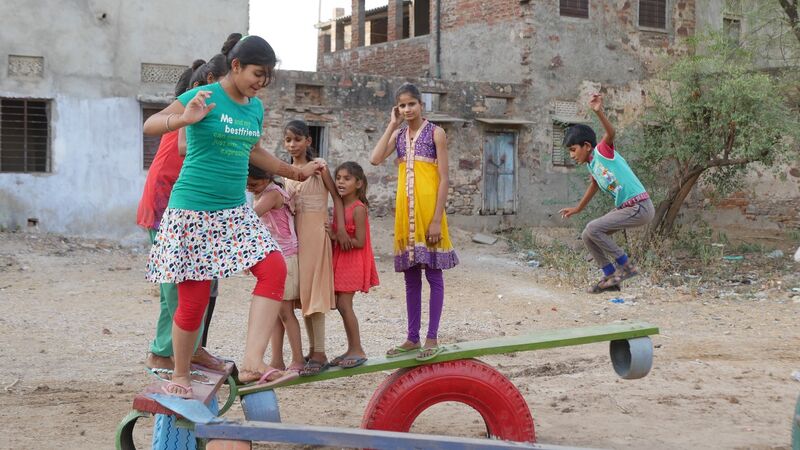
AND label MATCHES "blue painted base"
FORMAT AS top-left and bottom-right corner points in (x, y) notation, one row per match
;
(152, 396), (219, 450)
